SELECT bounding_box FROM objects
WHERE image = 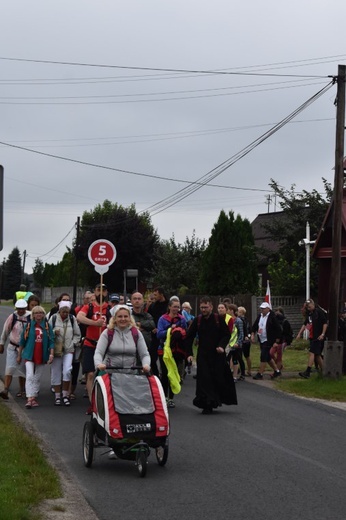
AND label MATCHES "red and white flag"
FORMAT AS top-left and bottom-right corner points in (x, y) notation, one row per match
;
(265, 280), (271, 308)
